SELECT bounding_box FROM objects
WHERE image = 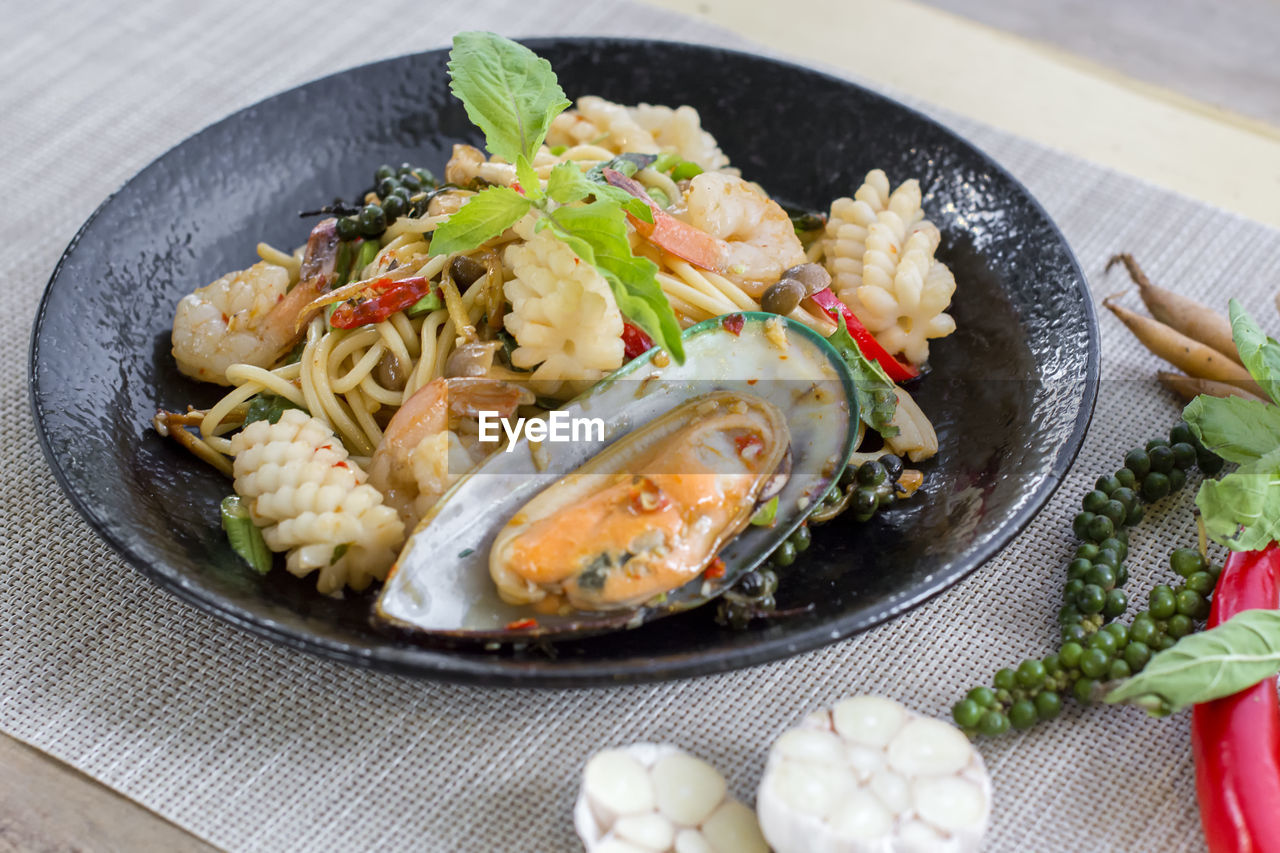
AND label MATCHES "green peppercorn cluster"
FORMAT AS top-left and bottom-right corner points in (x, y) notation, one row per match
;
(716, 455), (908, 629)
(333, 162), (439, 242)
(953, 421), (1224, 737)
